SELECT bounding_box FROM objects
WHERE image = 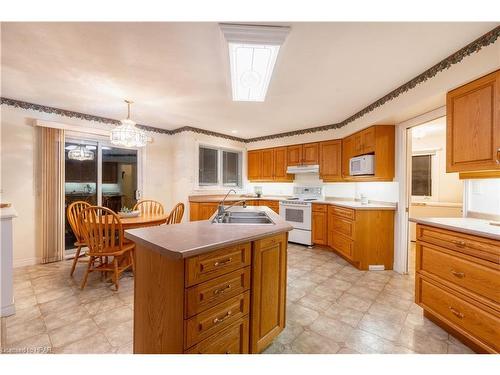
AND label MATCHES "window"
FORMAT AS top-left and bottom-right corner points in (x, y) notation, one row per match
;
(199, 147), (218, 185)
(198, 146), (242, 188)
(412, 155), (432, 196)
